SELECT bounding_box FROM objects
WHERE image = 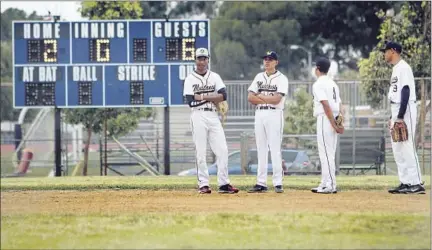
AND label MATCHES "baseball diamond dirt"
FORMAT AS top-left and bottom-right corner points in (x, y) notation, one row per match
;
(1, 175), (430, 249)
